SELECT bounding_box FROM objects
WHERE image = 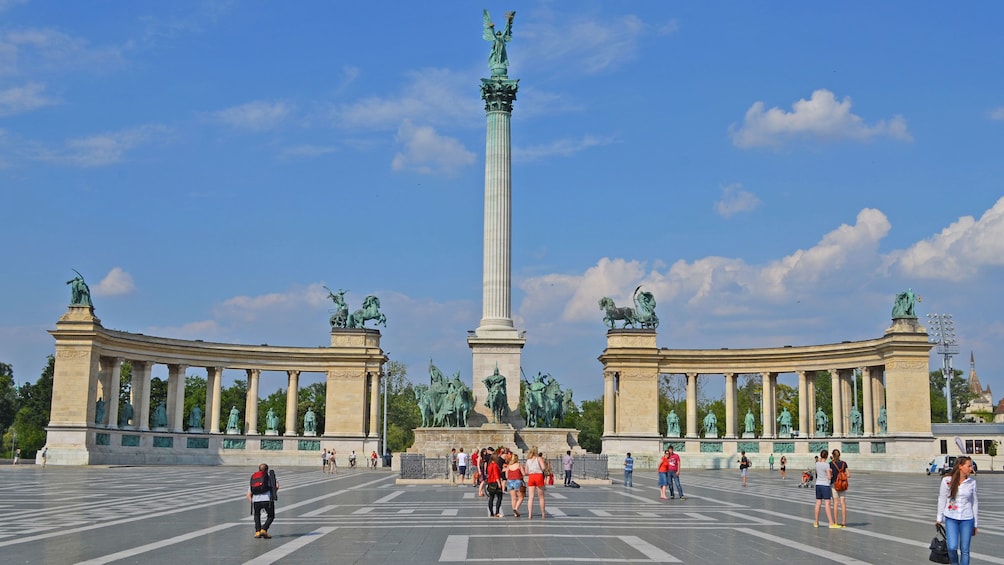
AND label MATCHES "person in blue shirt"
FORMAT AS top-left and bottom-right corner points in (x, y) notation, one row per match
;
(623, 453), (634, 487)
